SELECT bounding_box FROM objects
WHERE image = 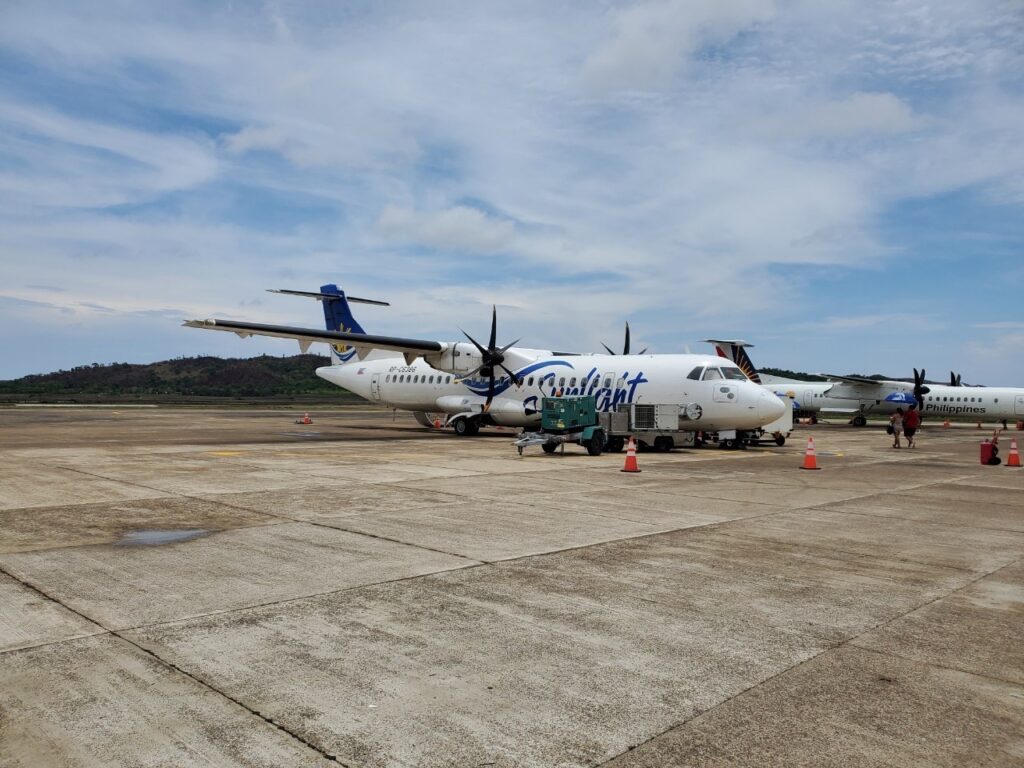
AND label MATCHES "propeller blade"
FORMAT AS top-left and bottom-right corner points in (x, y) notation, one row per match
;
(601, 342), (616, 355)
(497, 338), (520, 355)
(623, 323), (631, 356)
(637, 347), (649, 355)
(460, 329), (488, 357)
(488, 305), (497, 351)
(498, 363), (522, 386)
